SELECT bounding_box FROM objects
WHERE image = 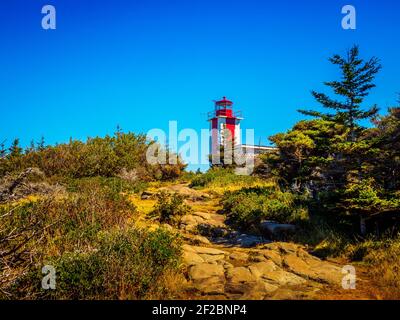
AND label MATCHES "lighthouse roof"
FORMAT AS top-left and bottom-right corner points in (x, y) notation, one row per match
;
(215, 96), (233, 107)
